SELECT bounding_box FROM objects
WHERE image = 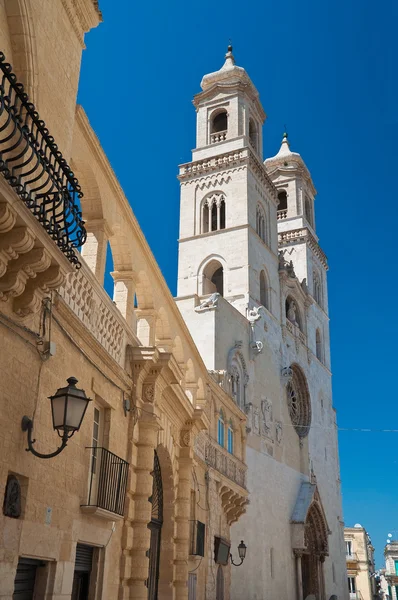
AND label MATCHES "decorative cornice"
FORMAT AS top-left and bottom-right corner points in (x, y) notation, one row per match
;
(278, 227), (328, 269)
(61, 0), (101, 46)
